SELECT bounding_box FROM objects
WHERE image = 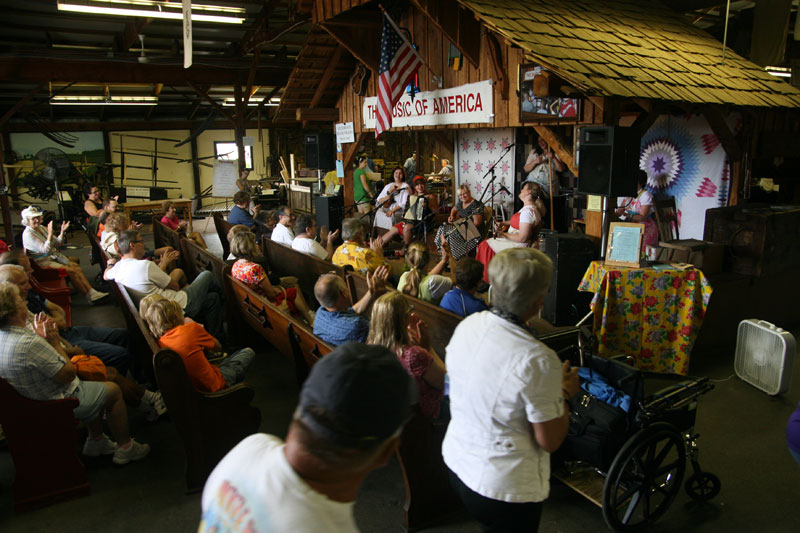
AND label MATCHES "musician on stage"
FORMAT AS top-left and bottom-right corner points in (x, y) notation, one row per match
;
(434, 183), (484, 260)
(353, 156), (374, 214)
(374, 166), (410, 230)
(523, 136), (564, 198)
(236, 169), (252, 193)
(435, 158), (453, 178)
(378, 176), (438, 247)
